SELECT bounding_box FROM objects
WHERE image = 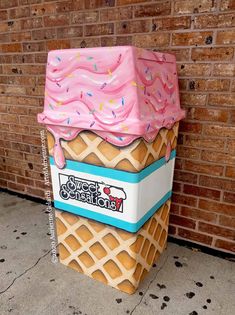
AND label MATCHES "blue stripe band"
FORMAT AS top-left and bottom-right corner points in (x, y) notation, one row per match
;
(50, 150), (176, 184)
(54, 191), (172, 233)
